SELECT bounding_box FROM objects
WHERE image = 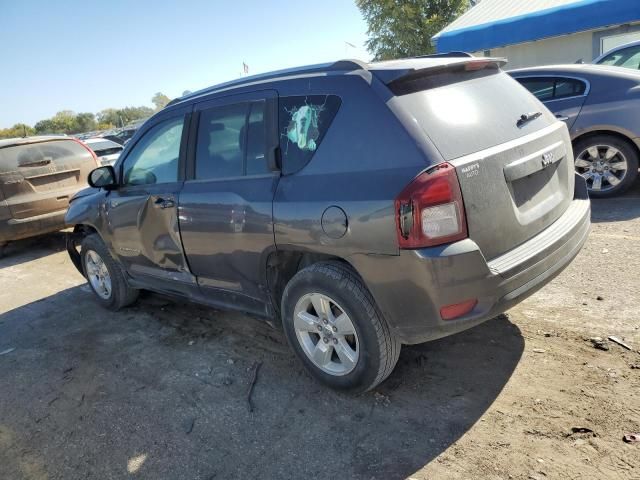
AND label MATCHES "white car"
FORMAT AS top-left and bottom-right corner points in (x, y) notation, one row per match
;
(83, 138), (124, 166)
